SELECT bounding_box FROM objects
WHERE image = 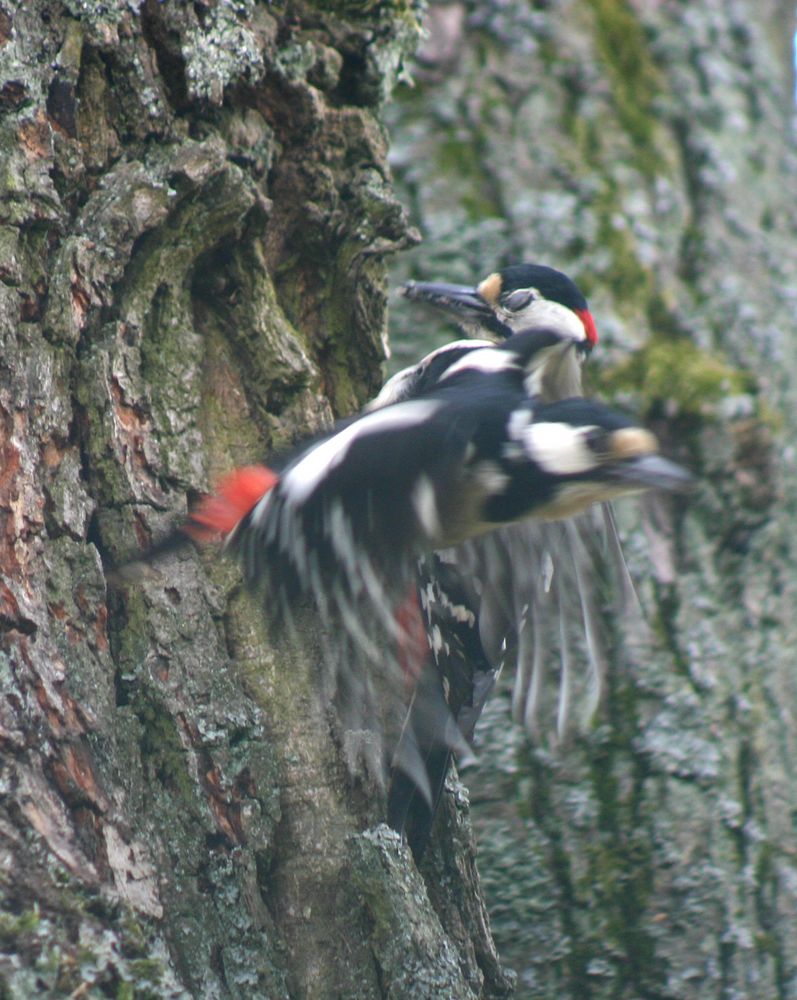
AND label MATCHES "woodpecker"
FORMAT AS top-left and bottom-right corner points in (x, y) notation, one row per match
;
(392, 263), (626, 738)
(386, 264), (624, 854)
(176, 327), (691, 833)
